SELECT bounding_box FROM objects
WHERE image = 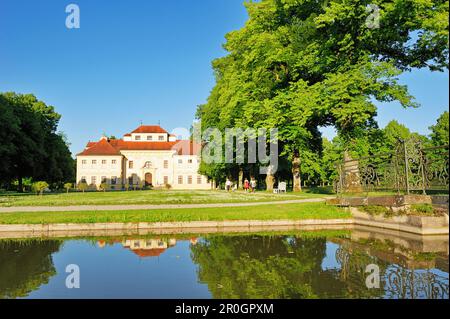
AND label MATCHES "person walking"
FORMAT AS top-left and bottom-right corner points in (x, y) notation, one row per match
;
(225, 178), (232, 192)
(250, 179), (257, 192)
(244, 178), (250, 192)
